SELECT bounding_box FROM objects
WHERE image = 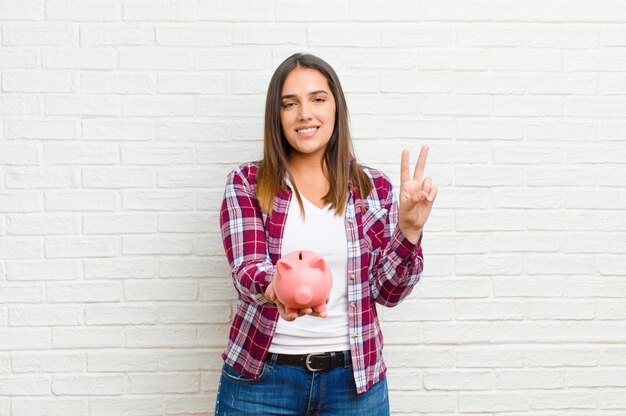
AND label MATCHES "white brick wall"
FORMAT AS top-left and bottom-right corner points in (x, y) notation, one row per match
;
(1, 0), (626, 414)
